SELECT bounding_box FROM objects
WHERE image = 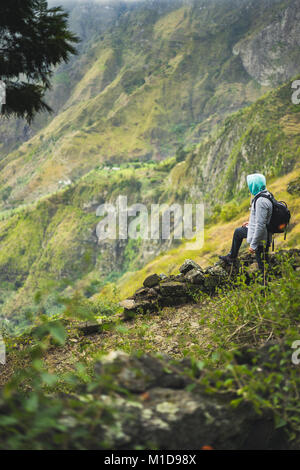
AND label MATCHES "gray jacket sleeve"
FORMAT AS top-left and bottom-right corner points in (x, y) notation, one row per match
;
(250, 197), (272, 250)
